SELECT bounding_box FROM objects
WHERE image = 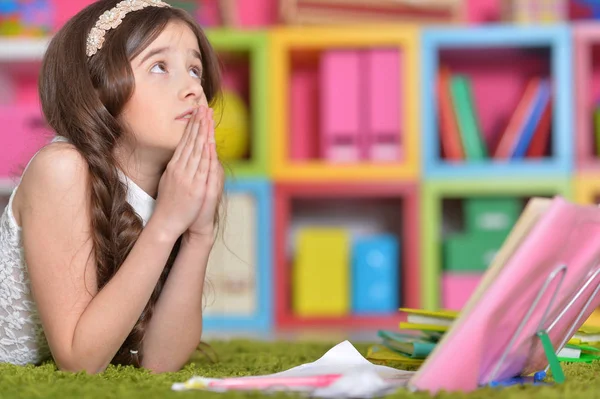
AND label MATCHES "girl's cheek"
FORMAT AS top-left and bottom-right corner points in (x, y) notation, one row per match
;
(199, 94), (208, 107)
